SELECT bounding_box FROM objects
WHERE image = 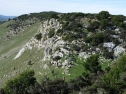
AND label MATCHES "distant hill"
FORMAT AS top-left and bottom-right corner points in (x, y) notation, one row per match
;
(0, 14), (16, 22)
